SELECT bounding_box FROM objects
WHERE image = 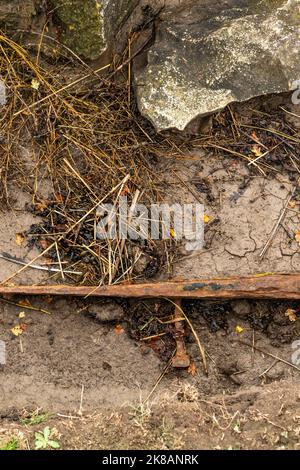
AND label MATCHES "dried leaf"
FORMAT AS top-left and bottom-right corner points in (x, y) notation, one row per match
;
(251, 131), (259, 140)
(31, 79), (40, 90)
(19, 299), (31, 307)
(235, 325), (244, 334)
(251, 144), (263, 157)
(188, 362), (197, 376)
(289, 200), (297, 209)
(285, 308), (297, 322)
(114, 324), (124, 335)
(120, 186), (130, 196)
(34, 200), (49, 212)
(18, 311), (25, 319)
(15, 232), (25, 246)
(295, 230), (300, 245)
(54, 193), (64, 203)
(11, 325), (23, 336)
